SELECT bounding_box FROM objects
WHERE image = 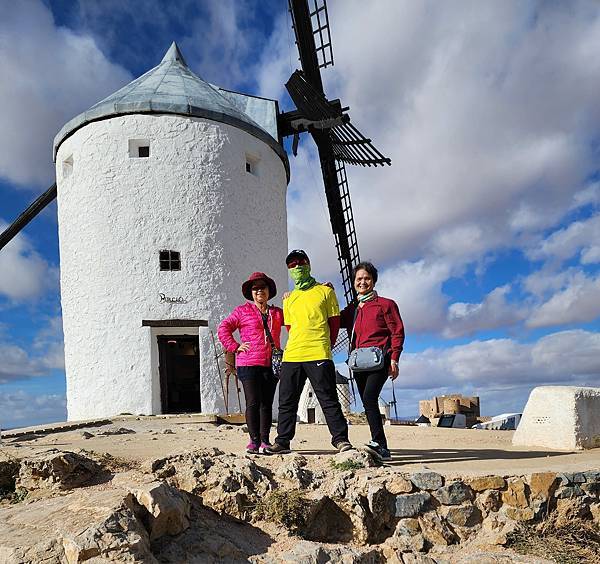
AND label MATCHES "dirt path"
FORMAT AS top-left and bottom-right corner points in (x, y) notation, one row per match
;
(3, 415), (599, 476)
